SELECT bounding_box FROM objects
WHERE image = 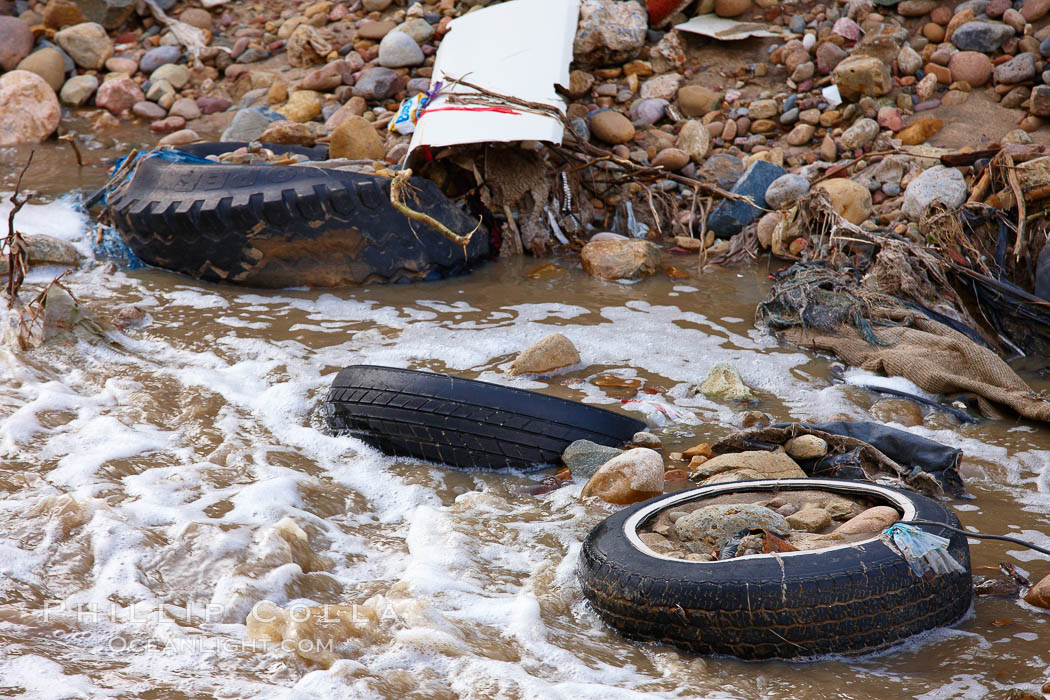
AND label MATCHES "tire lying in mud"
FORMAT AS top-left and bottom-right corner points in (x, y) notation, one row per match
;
(324, 365), (647, 470)
(104, 142), (491, 288)
(578, 478), (973, 660)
